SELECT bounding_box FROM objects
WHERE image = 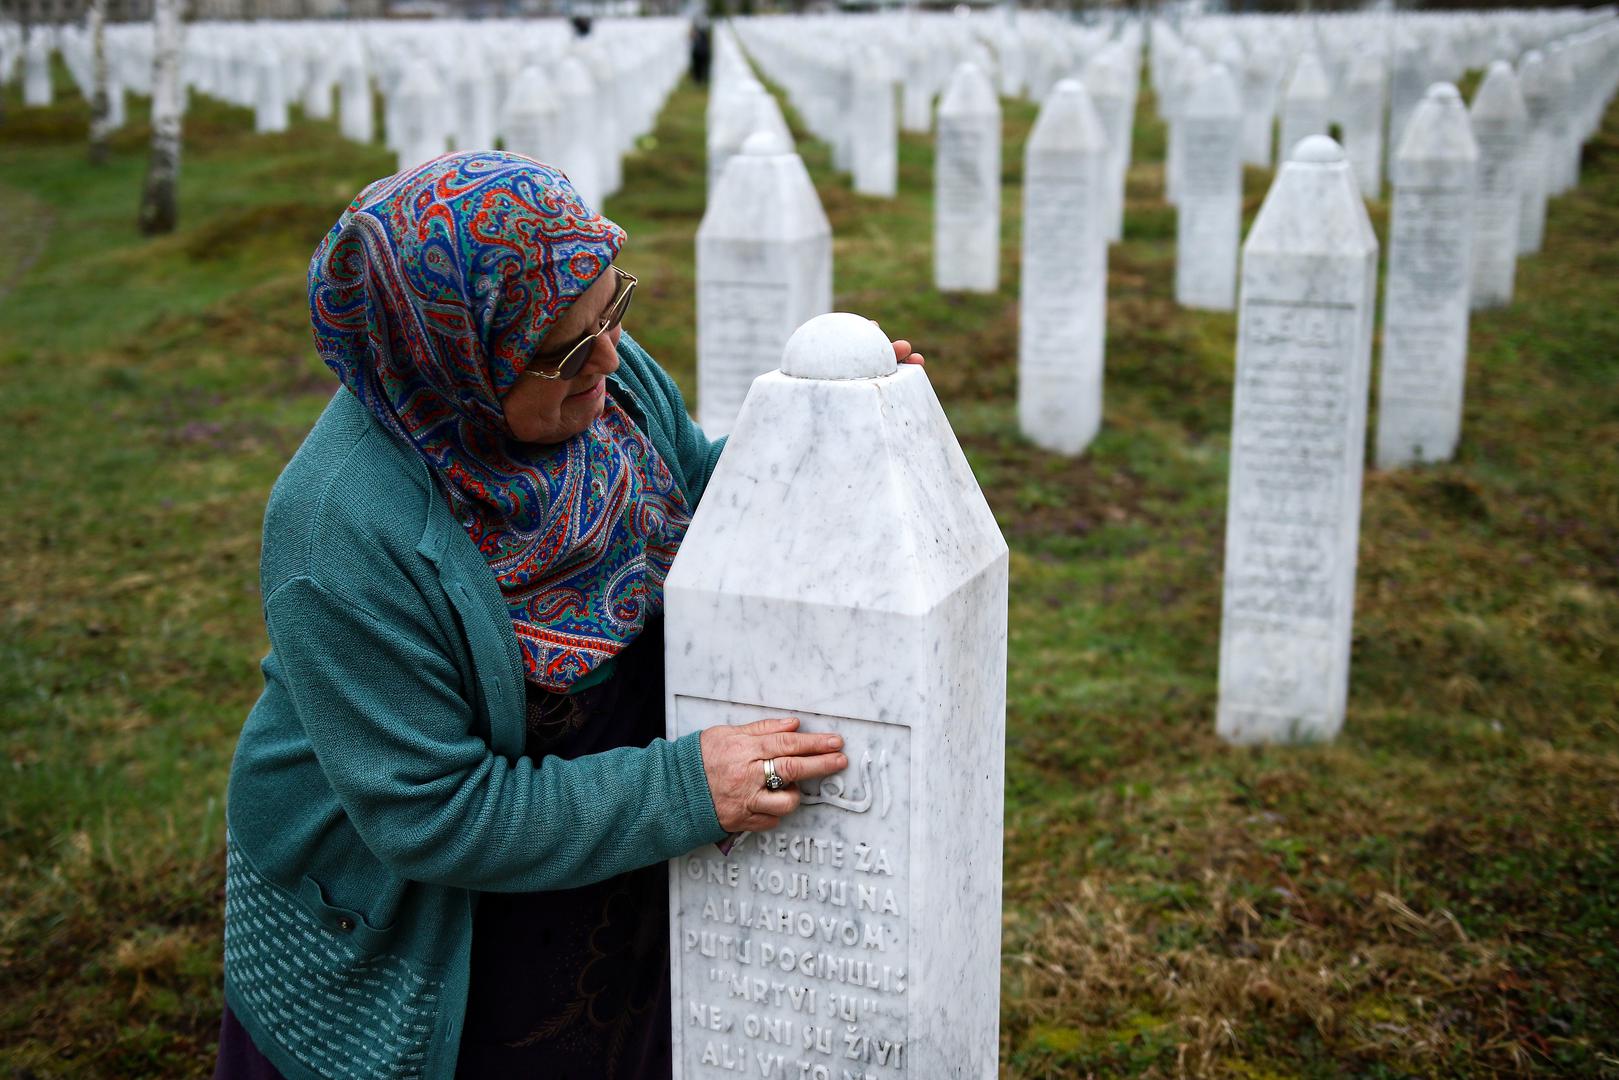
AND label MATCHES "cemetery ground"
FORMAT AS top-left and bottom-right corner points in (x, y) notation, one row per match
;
(1, 64), (1617, 1080)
